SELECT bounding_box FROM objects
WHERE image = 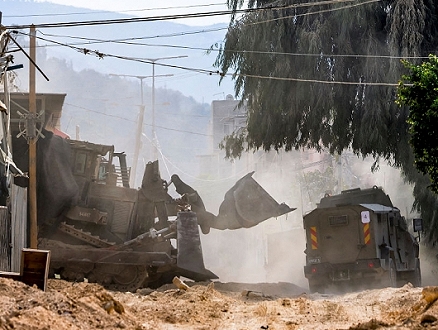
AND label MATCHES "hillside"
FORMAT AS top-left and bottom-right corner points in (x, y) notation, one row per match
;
(2, 0), (234, 104)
